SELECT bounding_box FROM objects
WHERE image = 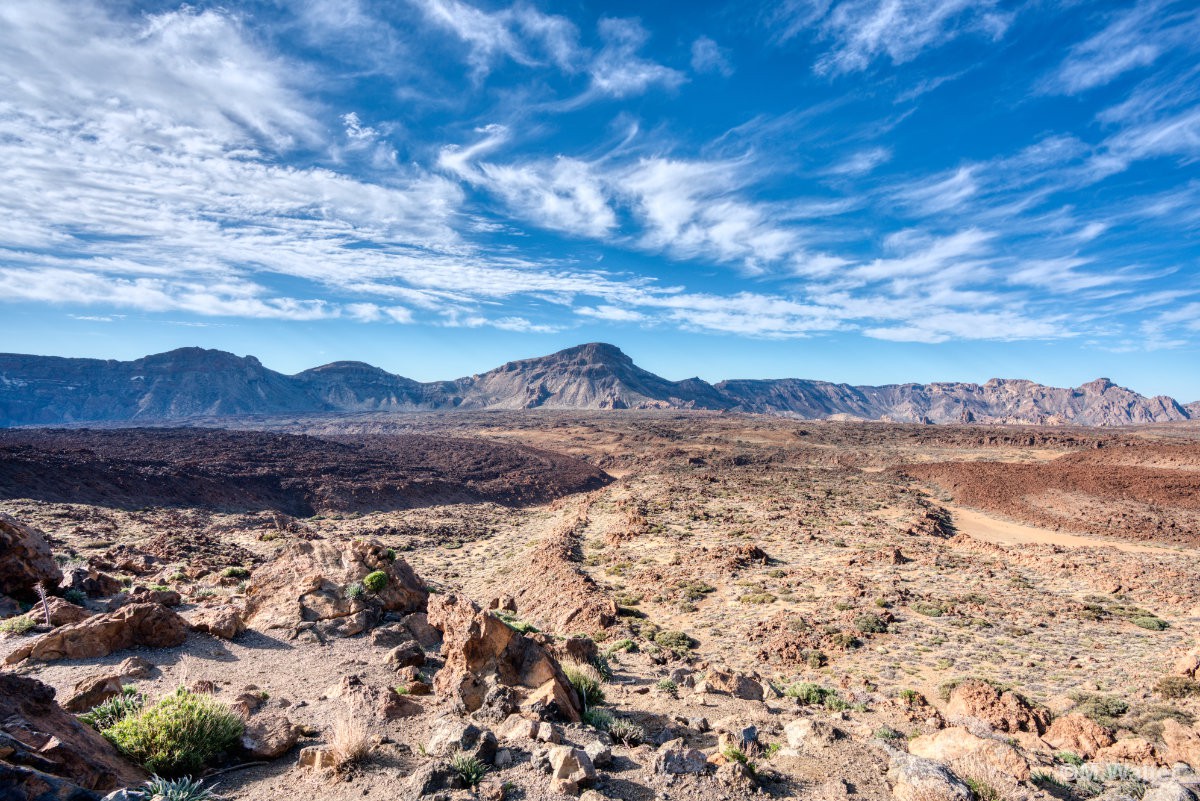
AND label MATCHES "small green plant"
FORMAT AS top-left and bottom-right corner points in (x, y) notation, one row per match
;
(1054, 750), (1084, 767)
(1031, 770), (1067, 789)
(653, 630), (692, 654)
(148, 584), (172, 593)
(493, 610), (539, 633)
(739, 592), (776, 604)
(383, 548), (397, 561)
(722, 746), (756, 775)
(965, 777), (1002, 801)
(875, 726), (903, 740)
(0, 616), (34, 635)
(449, 753), (487, 787)
(854, 613), (888, 634)
(785, 682), (836, 706)
(912, 601), (945, 617)
(394, 685), (410, 695)
(563, 662), (605, 709)
(344, 581), (365, 600)
(899, 689), (921, 704)
(1130, 616), (1169, 631)
(1069, 691), (1129, 727)
(1156, 676), (1200, 699)
(80, 687), (144, 730)
(220, 566), (250, 579)
(655, 679), (678, 697)
(63, 589), (88, 606)
(362, 570), (389, 593)
(583, 707), (614, 730)
(608, 718), (644, 746)
(805, 649), (826, 668)
(141, 776), (217, 801)
(605, 638), (637, 656)
(103, 688), (243, 775)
